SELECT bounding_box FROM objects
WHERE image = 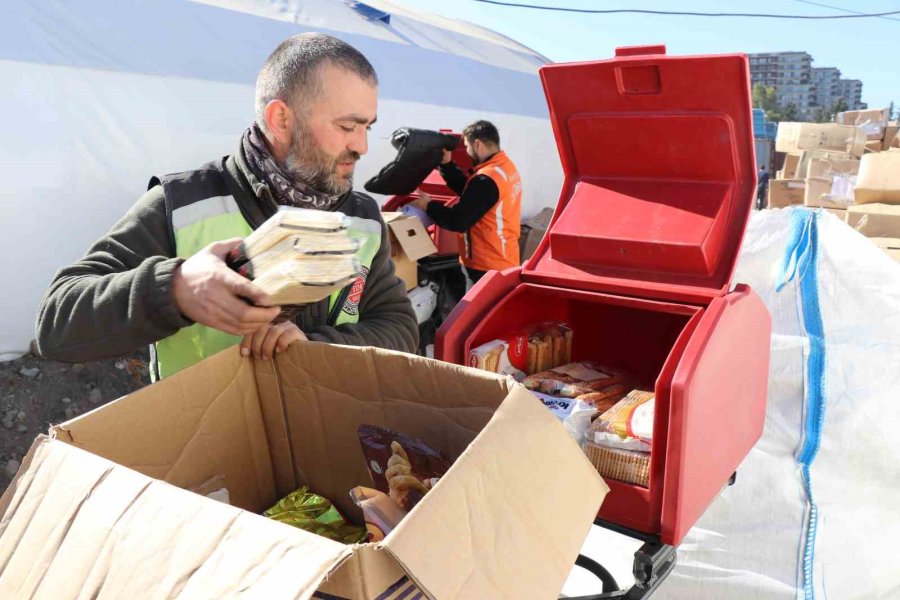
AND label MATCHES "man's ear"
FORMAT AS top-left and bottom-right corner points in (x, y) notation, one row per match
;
(264, 99), (294, 146)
